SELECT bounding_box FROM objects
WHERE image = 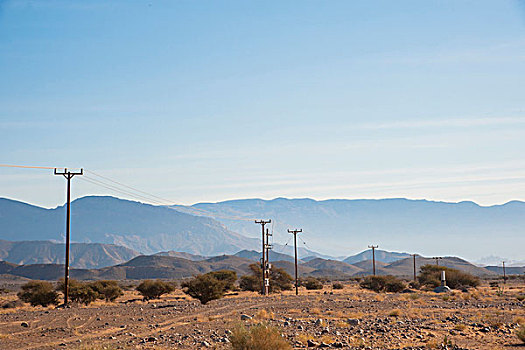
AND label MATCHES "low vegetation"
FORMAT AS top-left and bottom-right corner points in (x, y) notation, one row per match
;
(181, 272), (233, 304)
(332, 282), (344, 290)
(17, 281), (59, 307)
(239, 264), (293, 293)
(136, 280), (175, 301)
(229, 323), (292, 350)
(89, 280), (123, 302)
(359, 275), (405, 293)
(57, 279), (99, 305)
(517, 325), (525, 343)
(418, 265), (480, 289)
(302, 277), (323, 290)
